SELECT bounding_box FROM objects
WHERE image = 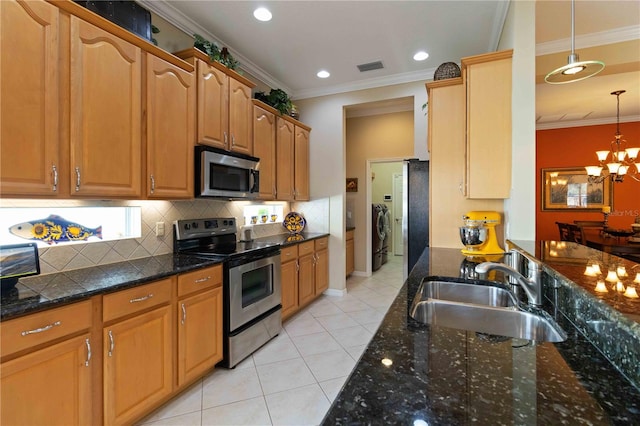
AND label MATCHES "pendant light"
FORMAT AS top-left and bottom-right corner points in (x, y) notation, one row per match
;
(545, 0), (605, 84)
